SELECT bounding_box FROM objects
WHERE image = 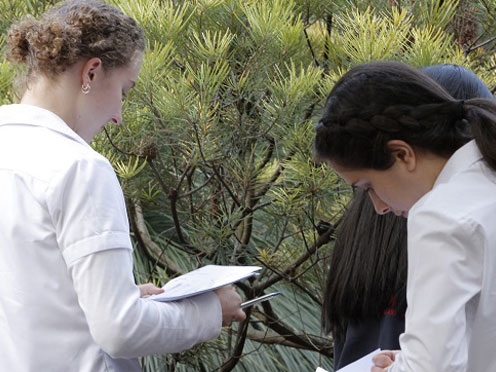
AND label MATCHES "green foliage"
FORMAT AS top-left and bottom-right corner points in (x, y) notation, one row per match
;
(1, 0), (495, 371)
(0, 56), (15, 105)
(411, 0), (460, 30)
(327, 7), (411, 65)
(404, 25), (462, 67)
